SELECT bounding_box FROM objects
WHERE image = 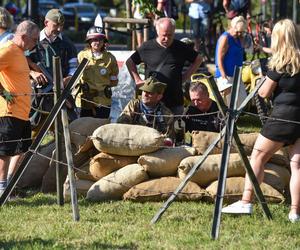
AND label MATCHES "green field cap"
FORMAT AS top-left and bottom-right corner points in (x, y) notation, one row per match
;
(140, 76), (167, 94)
